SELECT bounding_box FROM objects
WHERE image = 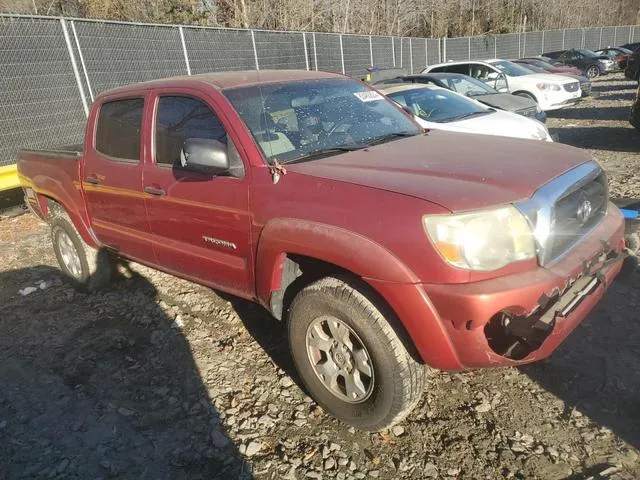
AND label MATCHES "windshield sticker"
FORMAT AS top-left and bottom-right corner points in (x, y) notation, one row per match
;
(353, 91), (384, 103)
